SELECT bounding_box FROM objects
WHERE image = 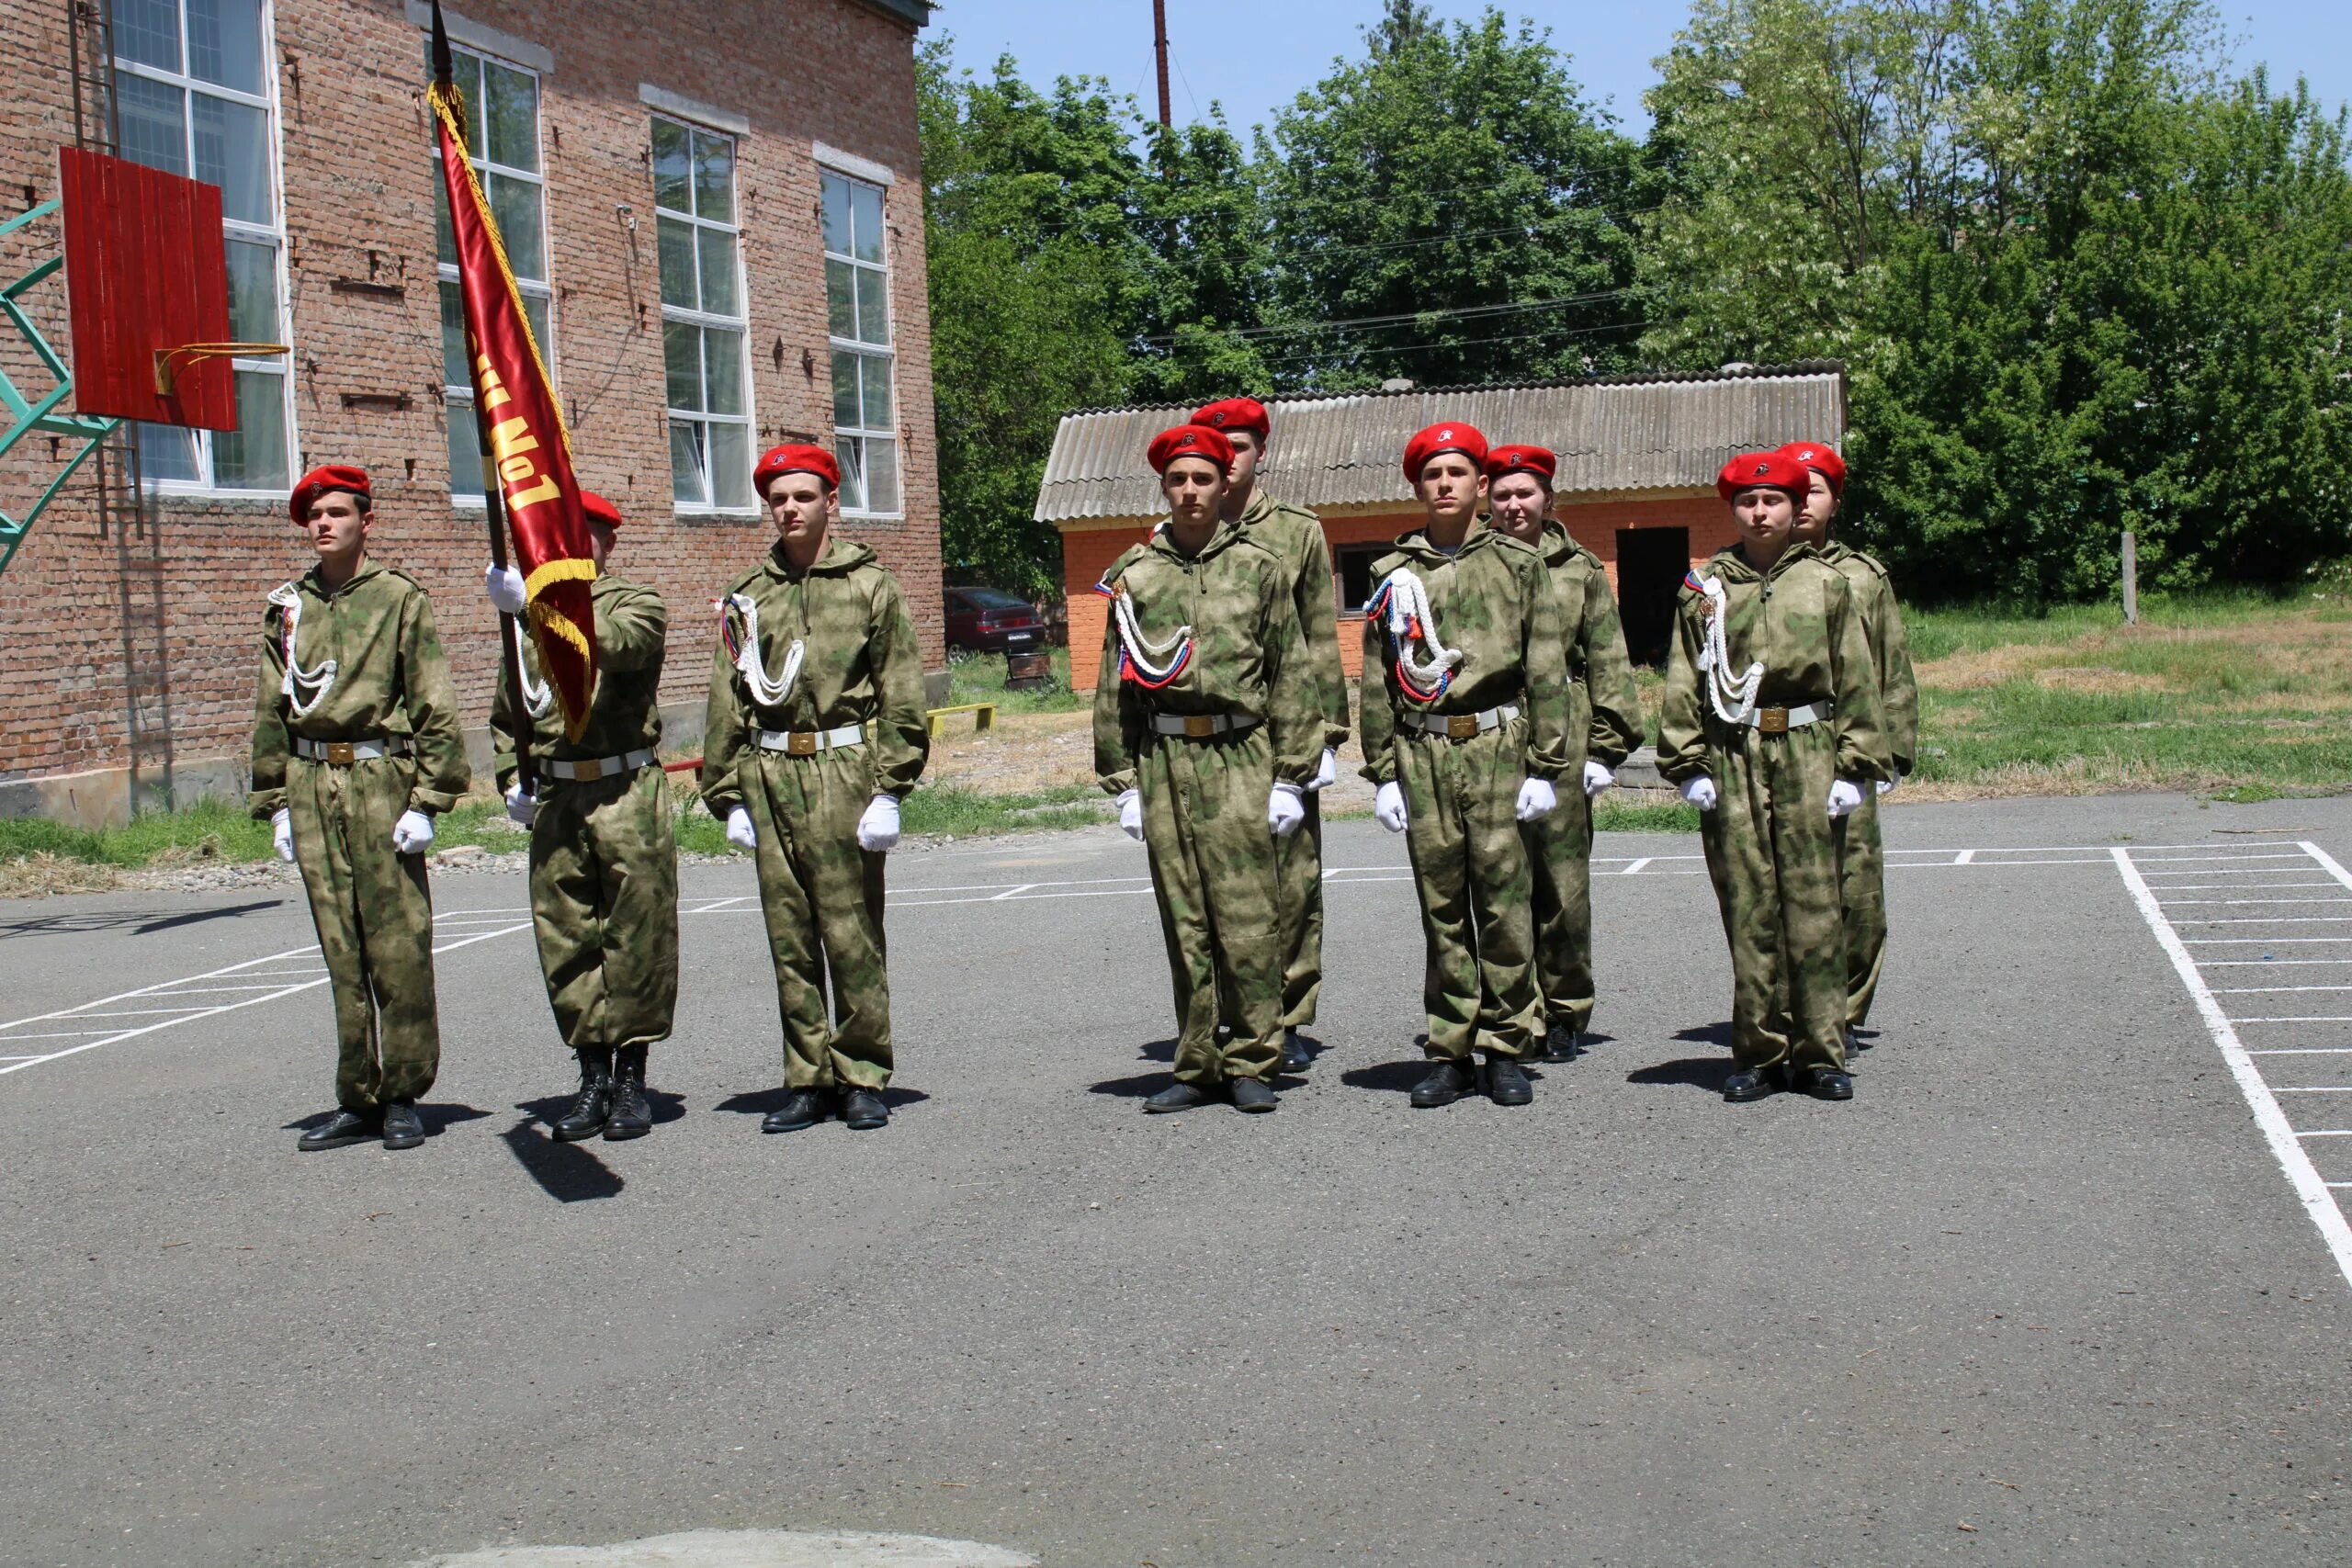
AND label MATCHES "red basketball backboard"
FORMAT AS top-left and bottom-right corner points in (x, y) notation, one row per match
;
(59, 147), (236, 430)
